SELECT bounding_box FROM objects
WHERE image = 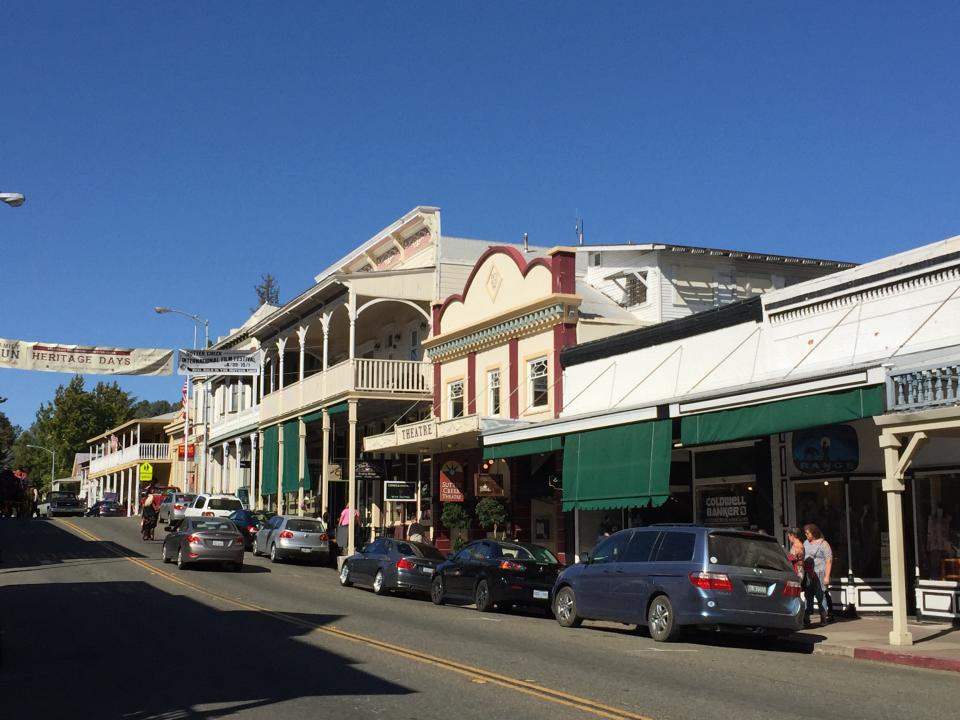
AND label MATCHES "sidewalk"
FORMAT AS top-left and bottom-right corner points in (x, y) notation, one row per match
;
(789, 615), (960, 673)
